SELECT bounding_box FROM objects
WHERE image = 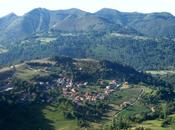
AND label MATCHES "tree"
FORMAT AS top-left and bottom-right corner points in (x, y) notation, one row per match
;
(161, 103), (168, 119)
